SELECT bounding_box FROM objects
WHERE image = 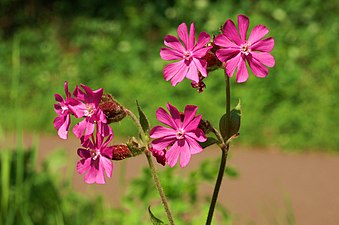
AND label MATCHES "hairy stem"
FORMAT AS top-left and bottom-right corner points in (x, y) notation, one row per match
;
(145, 150), (175, 225)
(206, 72), (231, 225)
(126, 109), (175, 225)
